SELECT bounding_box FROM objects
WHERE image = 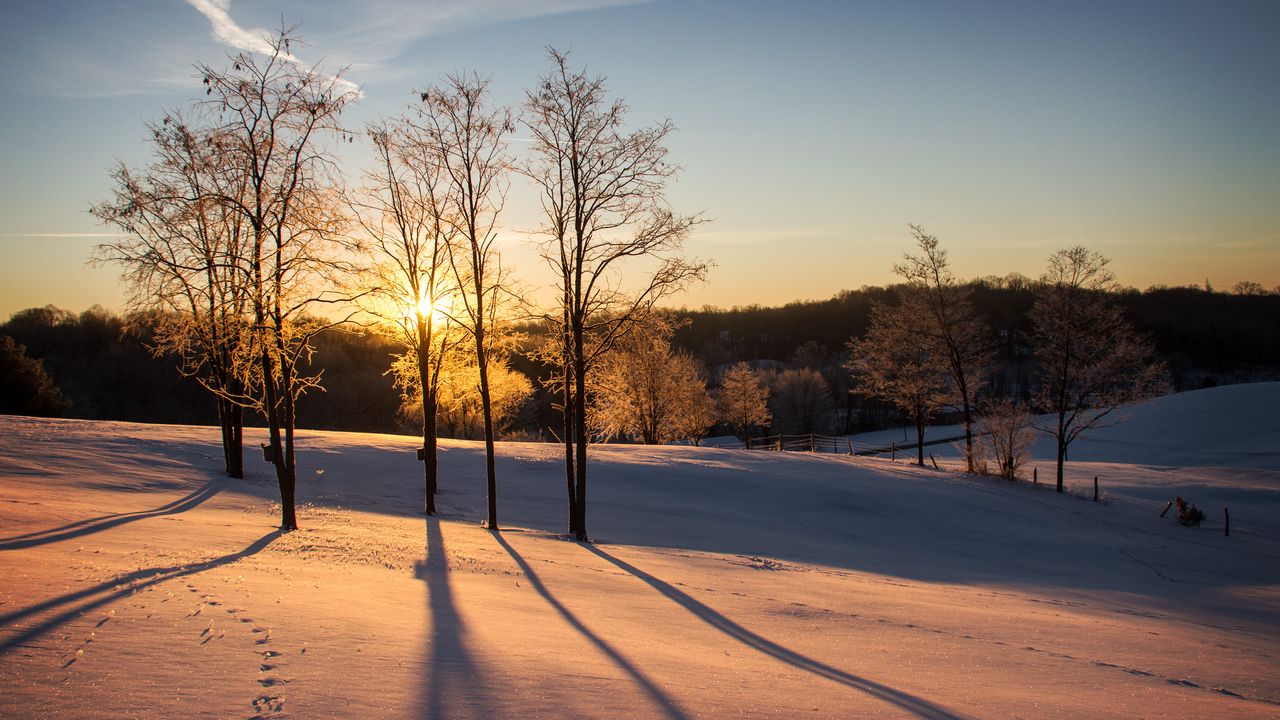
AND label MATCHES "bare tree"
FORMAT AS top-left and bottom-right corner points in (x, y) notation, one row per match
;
(1233, 280), (1267, 296)
(92, 113), (250, 479)
(1030, 247), (1166, 492)
(412, 73), (513, 530)
(979, 398), (1035, 480)
(352, 120), (464, 515)
(197, 30), (360, 530)
(717, 362), (772, 445)
(893, 225), (993, 472)
(846, 293), (951, 466)
(587, 317), (712, 445)
(769, 368), (835, 436)
(524, 49), (708, 540)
